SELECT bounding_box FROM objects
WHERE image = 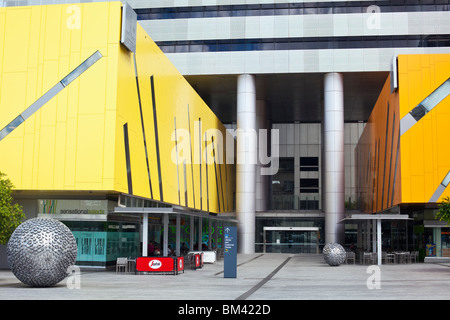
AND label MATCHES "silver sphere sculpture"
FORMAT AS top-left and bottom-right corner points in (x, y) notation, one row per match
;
(323, 242), (347, 266)
(7, 217), (78, 287)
